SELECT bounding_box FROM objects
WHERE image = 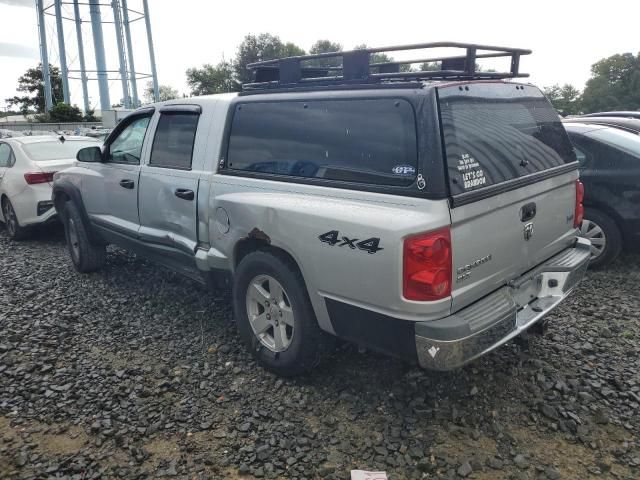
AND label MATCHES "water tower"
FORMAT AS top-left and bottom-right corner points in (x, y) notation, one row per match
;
(35, 0), (160, 113)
